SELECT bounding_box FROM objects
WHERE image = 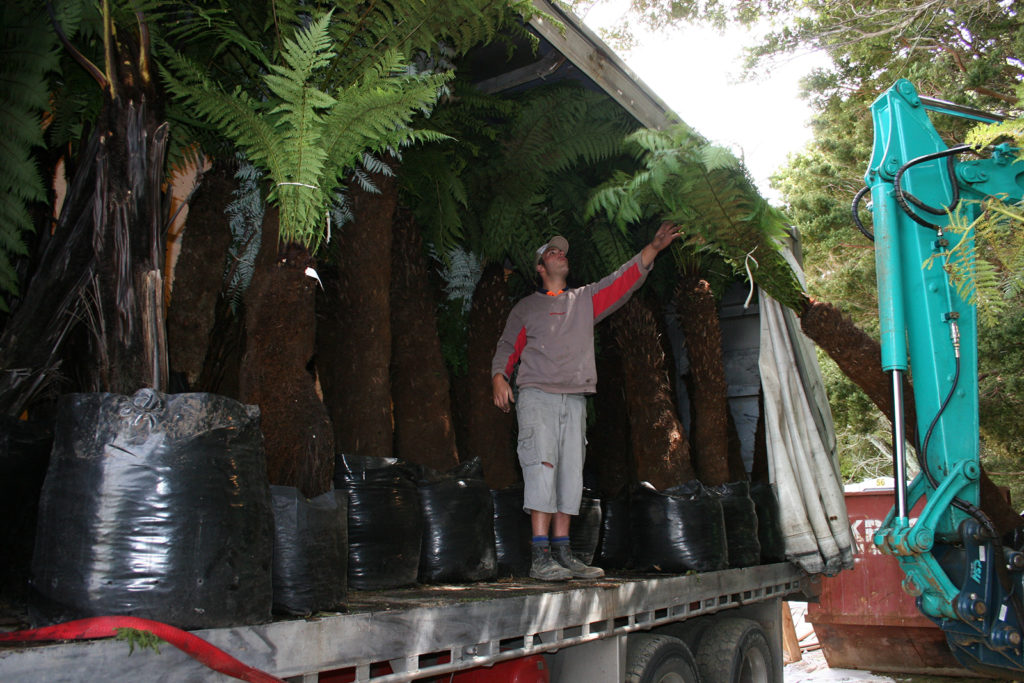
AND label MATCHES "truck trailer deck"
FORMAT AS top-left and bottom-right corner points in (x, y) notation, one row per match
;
(0, 563), (807, 682)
